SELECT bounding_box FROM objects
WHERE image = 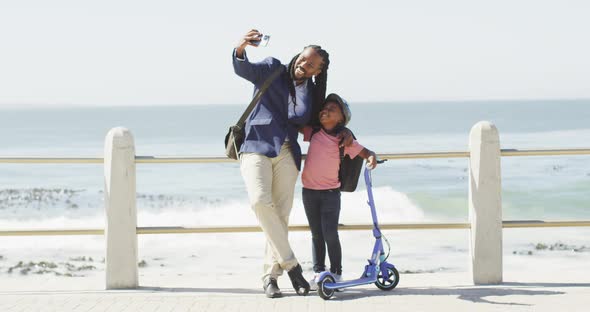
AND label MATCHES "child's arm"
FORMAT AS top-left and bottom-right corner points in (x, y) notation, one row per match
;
(358, 148), (378, 169)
